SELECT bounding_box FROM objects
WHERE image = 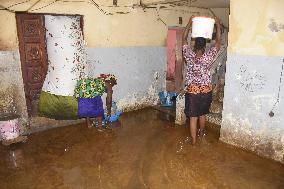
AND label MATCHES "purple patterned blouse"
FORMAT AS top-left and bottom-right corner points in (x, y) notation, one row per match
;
(183, 44), (218, 86)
